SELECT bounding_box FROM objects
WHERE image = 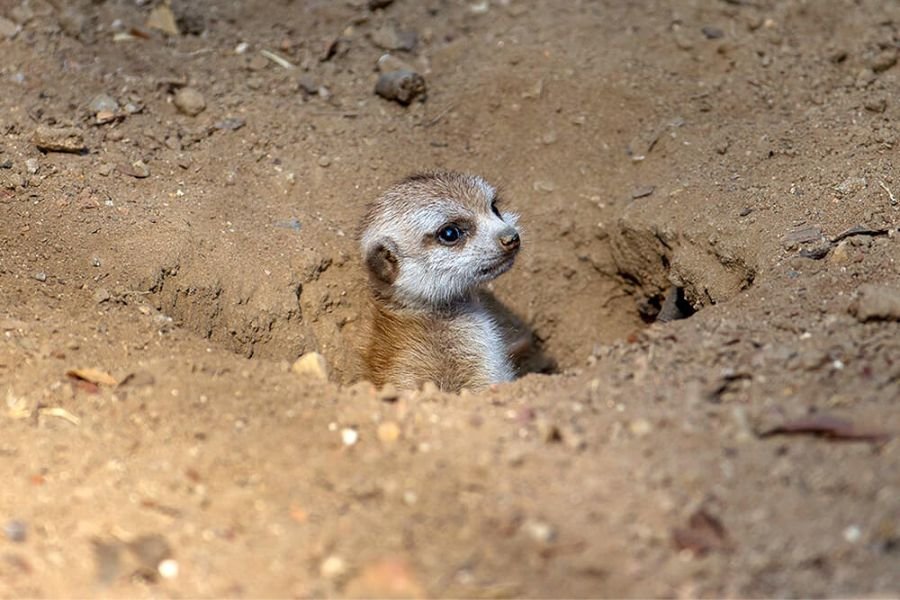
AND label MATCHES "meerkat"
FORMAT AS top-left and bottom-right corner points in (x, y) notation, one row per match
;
(359, 171), (522, 392)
